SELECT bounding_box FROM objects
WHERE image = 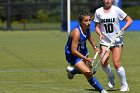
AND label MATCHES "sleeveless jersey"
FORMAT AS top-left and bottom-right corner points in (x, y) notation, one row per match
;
(94, 5), (127, 46)
(65, 25), (91, 65)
